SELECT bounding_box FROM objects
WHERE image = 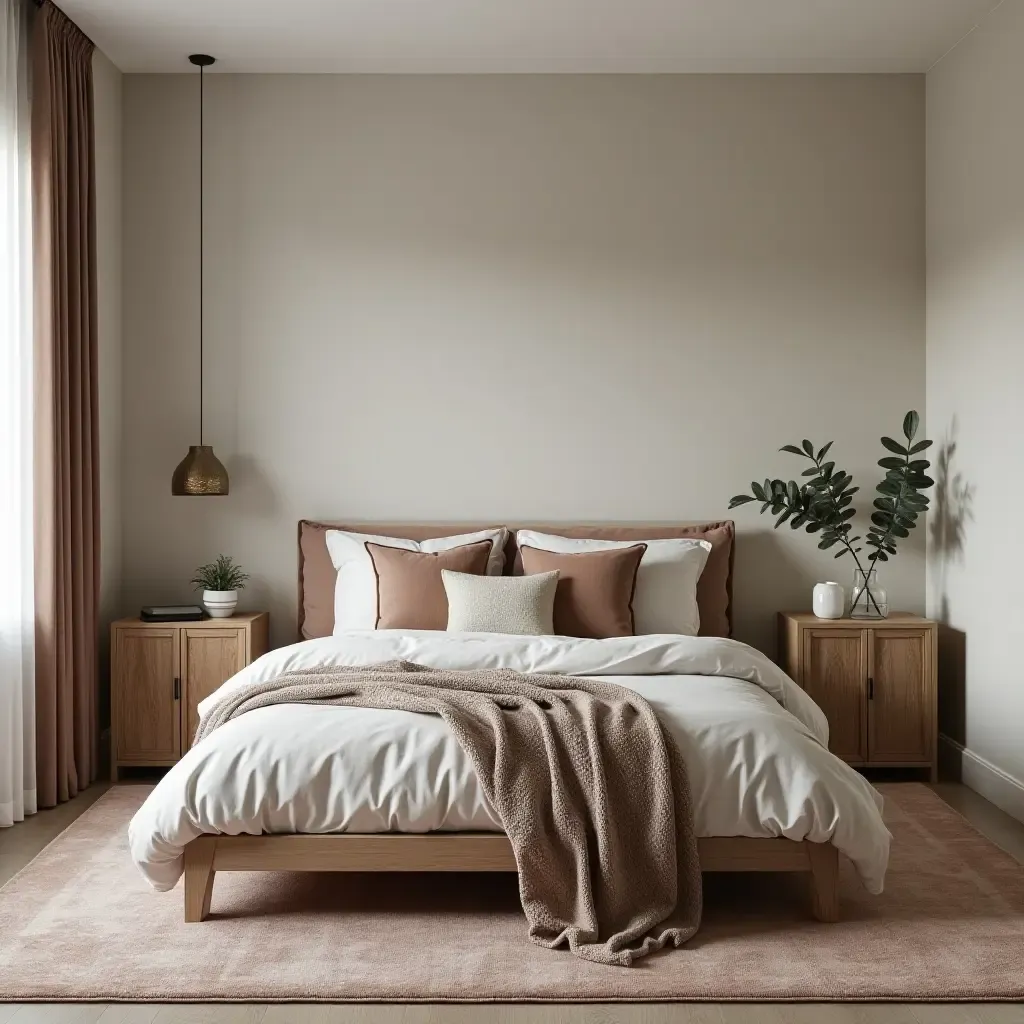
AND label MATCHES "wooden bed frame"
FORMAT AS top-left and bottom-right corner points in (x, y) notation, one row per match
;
(182, 833), (840, 924)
